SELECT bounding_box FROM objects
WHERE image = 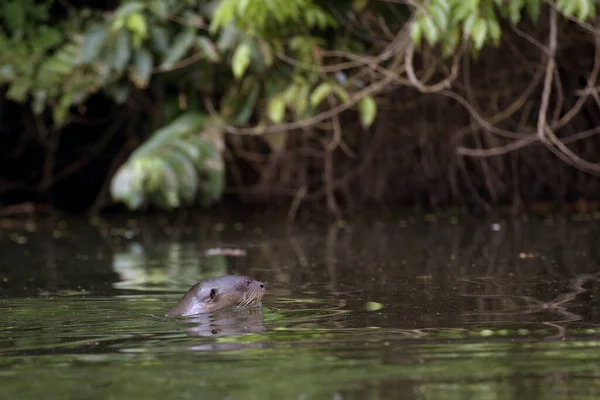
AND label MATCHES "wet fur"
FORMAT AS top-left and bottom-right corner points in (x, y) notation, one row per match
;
(166, 275), (265, 317)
